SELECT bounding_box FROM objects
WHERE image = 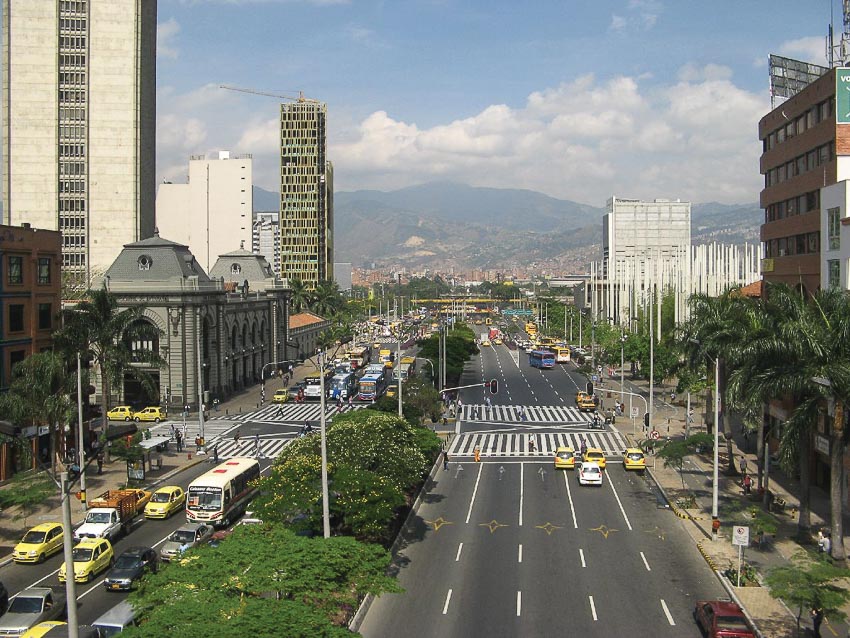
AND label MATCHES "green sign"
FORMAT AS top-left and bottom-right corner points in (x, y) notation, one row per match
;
(837, 68), (850, 124)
